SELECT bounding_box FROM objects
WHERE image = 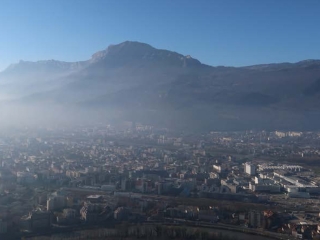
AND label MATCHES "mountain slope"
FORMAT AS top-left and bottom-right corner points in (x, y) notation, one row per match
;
(0, 59), (87, 100)
(1, 41), (320, 131)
